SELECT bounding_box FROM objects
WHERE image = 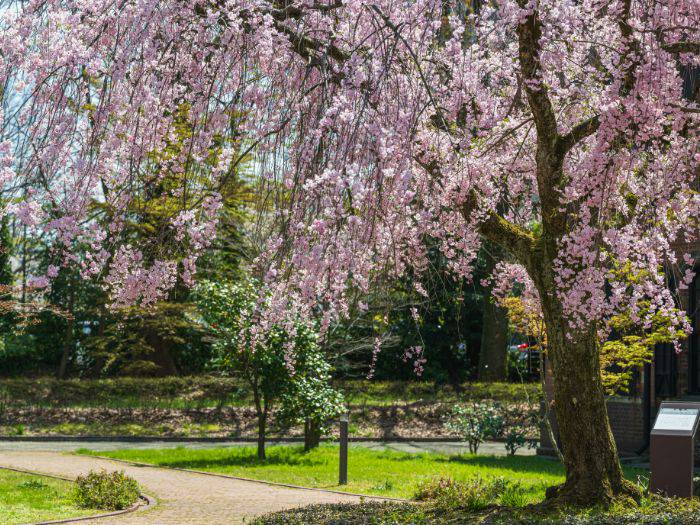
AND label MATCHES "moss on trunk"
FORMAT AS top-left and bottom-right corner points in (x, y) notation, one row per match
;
(537, 278), (640, 505)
